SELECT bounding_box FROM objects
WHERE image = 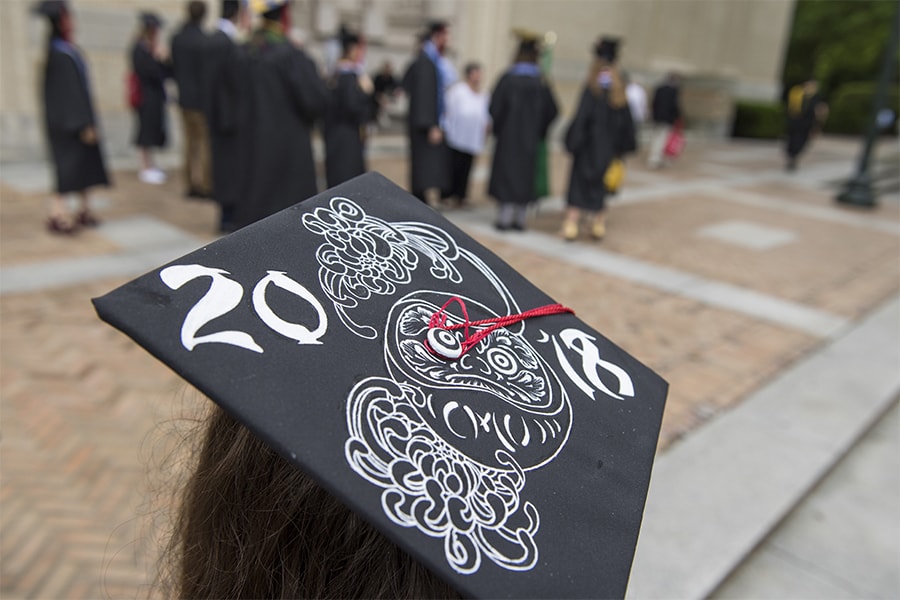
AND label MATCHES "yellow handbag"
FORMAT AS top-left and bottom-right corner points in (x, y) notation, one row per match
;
(604, 158), (625, 192)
